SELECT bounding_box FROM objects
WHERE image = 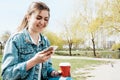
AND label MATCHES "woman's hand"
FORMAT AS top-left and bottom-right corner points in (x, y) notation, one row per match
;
(51, 70), (61, 77)
(33, 47), (54, 64)
(26, 47), (53, 71)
